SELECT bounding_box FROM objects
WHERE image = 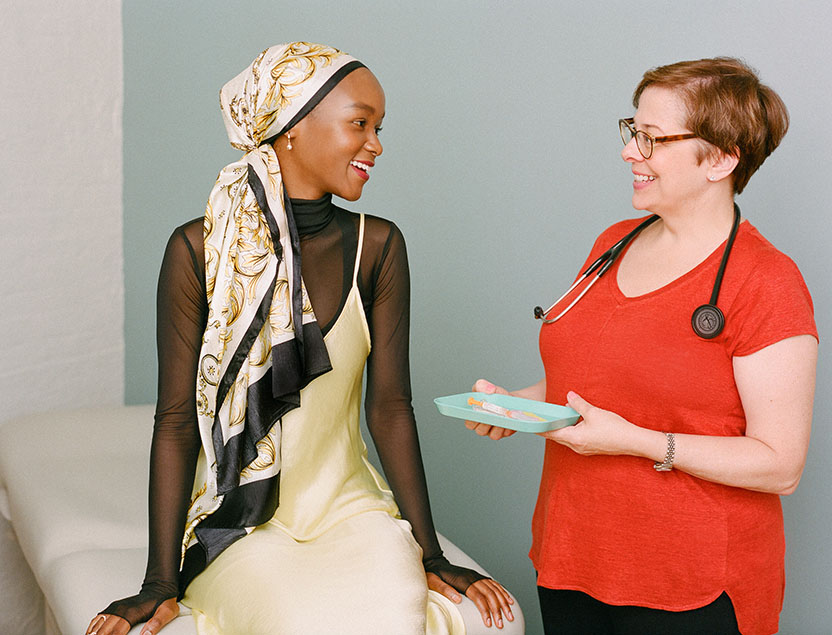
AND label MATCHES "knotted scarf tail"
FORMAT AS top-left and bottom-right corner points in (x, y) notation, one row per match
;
(180, 472), (280, 596)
